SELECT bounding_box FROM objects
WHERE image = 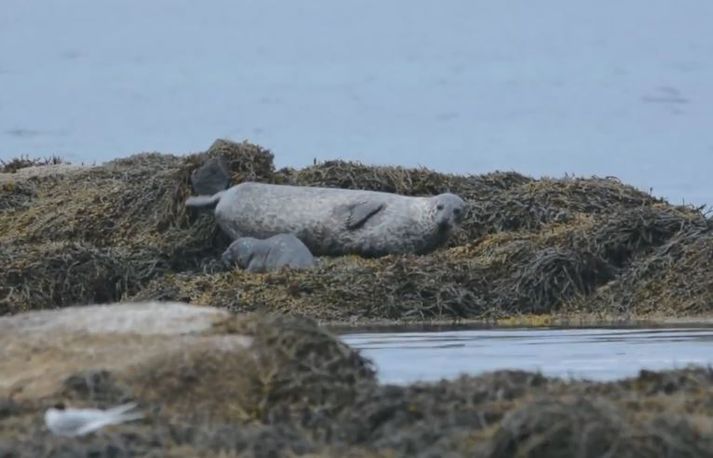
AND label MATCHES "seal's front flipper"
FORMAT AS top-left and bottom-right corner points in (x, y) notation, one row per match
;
(345, 200), (385, 230)
(185, 190), (226, 209)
